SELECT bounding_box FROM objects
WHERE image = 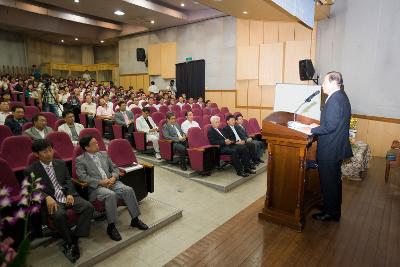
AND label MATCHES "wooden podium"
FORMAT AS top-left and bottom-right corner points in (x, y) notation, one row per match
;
(259, 111), (322, 232)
